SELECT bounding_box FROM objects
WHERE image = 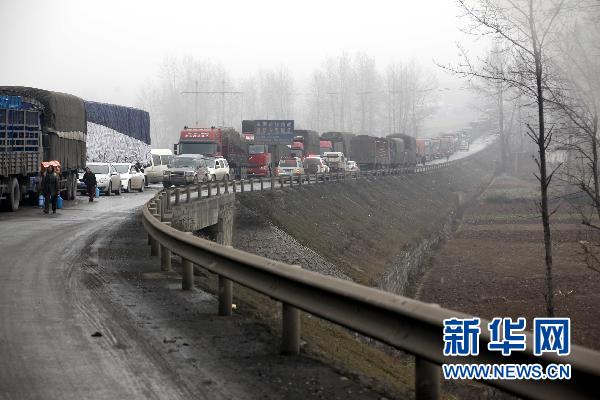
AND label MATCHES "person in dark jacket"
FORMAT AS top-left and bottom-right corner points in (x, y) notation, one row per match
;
(41, 165), (60, 214)
(82, 167), (97, 202)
